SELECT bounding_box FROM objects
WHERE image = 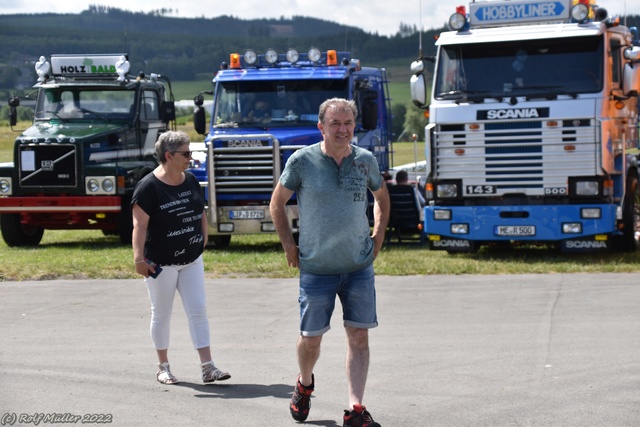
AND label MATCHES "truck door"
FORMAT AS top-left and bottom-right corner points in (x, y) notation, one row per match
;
(138, 90), (164, 153)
